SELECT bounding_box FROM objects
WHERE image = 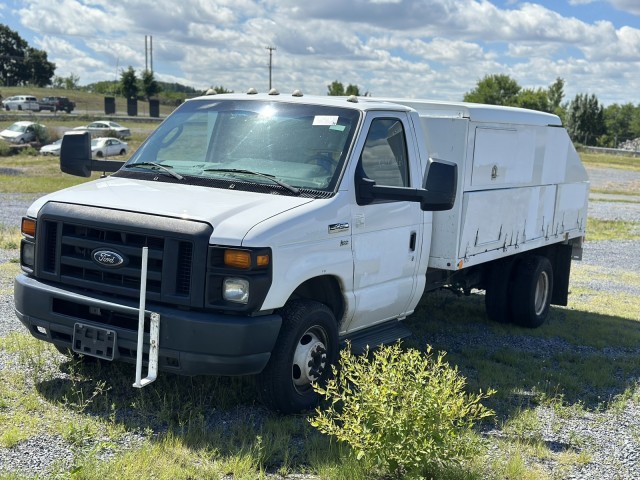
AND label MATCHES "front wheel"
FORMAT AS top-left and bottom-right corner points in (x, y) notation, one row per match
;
(511, 255), (553, 328)
(258, 299), (339, 413)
